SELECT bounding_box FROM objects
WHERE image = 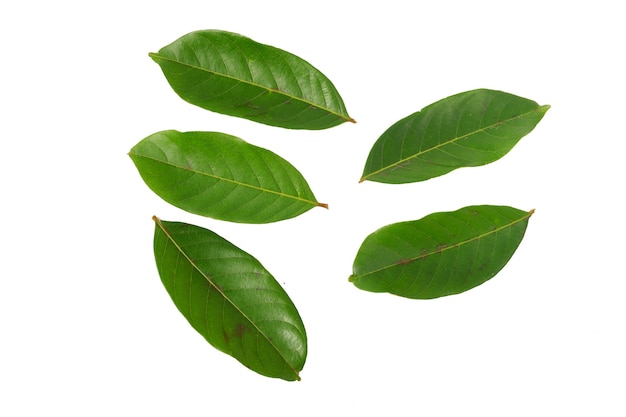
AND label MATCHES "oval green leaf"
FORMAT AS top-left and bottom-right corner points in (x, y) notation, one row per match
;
(129, 130), (326, 223)
(153, 217), (307, 381)
(349, 205), (533, 299)
(360, 89), (550, 183)
(149, 29), (355, 130)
